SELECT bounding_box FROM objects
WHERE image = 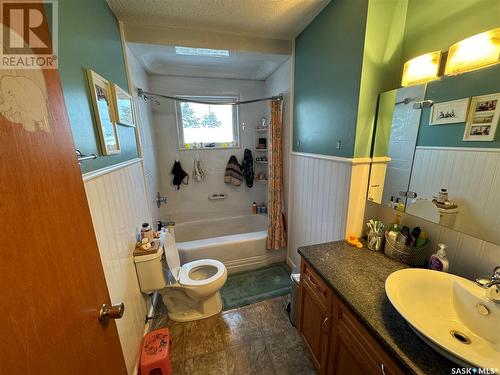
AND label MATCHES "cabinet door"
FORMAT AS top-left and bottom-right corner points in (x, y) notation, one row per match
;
(299, 261), (332, 374)
(331, 322), (384, 375)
